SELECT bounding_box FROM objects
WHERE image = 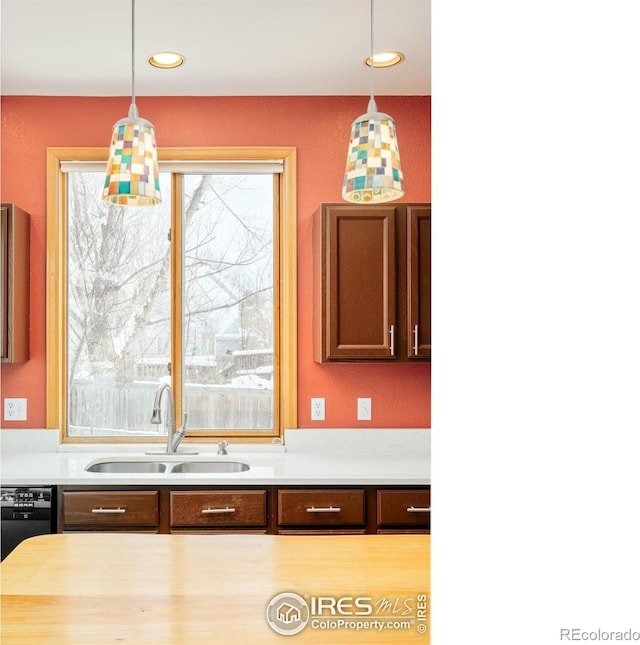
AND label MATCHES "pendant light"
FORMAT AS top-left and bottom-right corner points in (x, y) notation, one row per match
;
(342, 0), (405, 203)
(103, 0), (161, 206)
